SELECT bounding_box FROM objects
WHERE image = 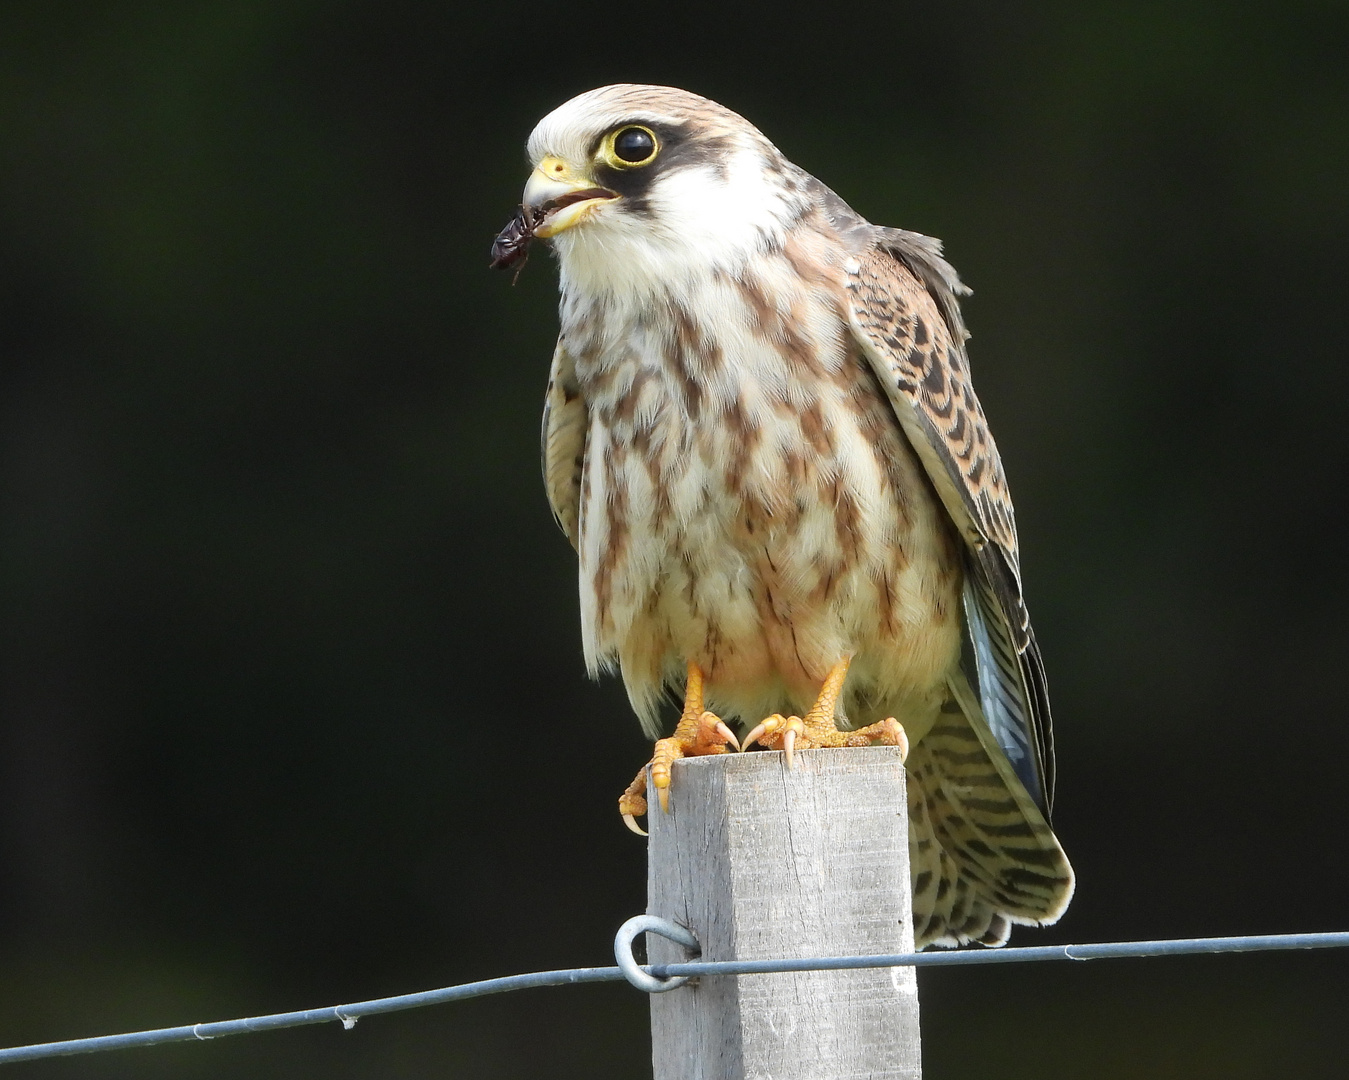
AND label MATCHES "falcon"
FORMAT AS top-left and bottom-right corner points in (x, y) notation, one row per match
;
(496, 84), (1074, 947)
